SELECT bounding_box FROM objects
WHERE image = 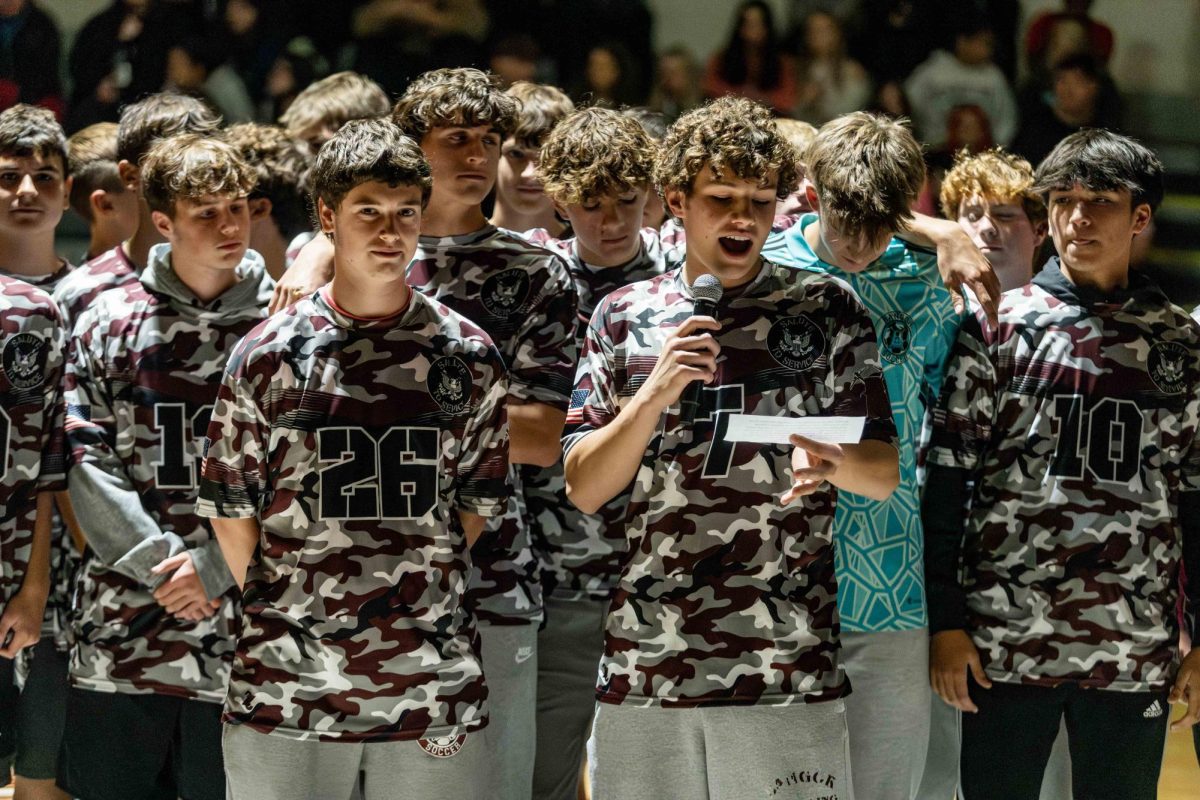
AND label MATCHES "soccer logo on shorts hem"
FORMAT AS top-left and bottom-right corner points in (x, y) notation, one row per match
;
(767, 315), (825, 370)
(419, 733), (467, 758)
(1147, 342), (1188, 395)
(427, 356), (473, 414)
(878, 311), (913, 364)
(2, 332), (48, 389)
(481, 268), (531, 317)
